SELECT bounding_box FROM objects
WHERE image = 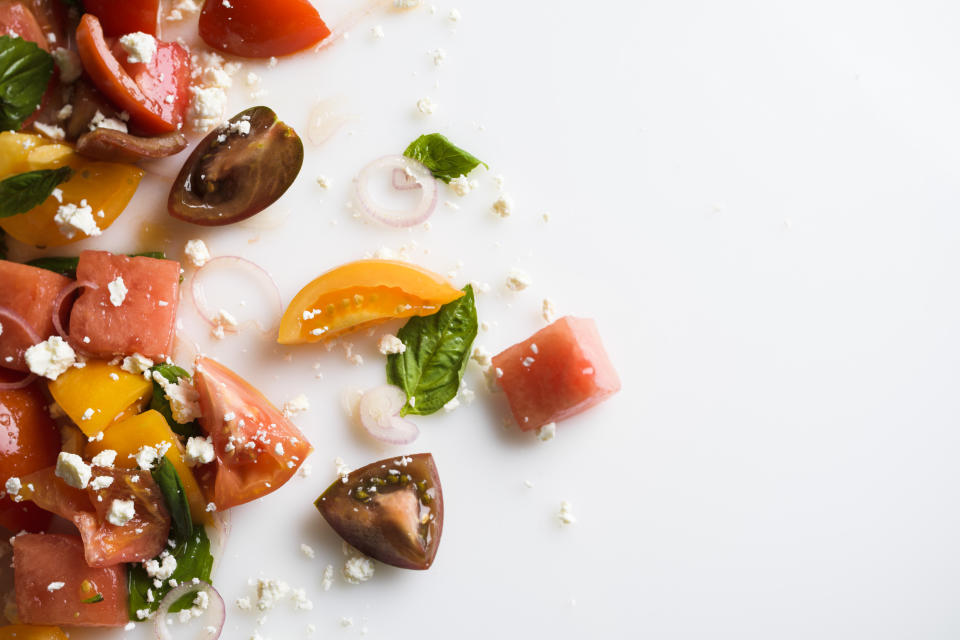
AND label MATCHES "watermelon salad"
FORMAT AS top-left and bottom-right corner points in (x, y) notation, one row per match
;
(0, 0), (621, 637)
